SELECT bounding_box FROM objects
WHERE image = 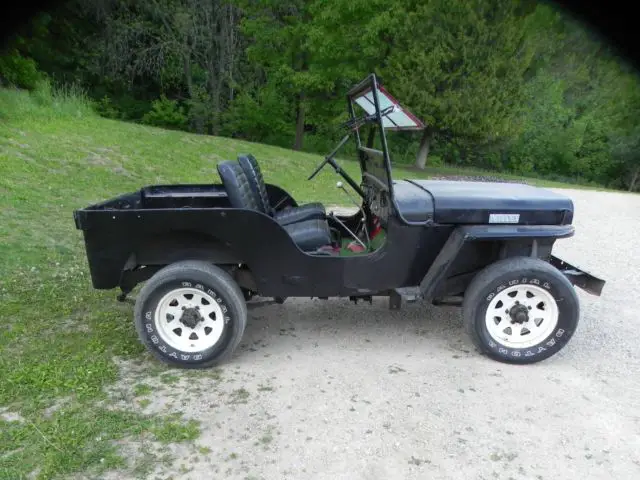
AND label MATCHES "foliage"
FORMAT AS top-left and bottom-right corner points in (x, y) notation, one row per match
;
(385, 0), (534, 139)
(94, 95), (120, 119)
(2, 0), (640, 189)
(141, 95), (188, 130)
(222, 83), (294, 147)
(0, 79), (94, 122)
(0, 49), (44, 90)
